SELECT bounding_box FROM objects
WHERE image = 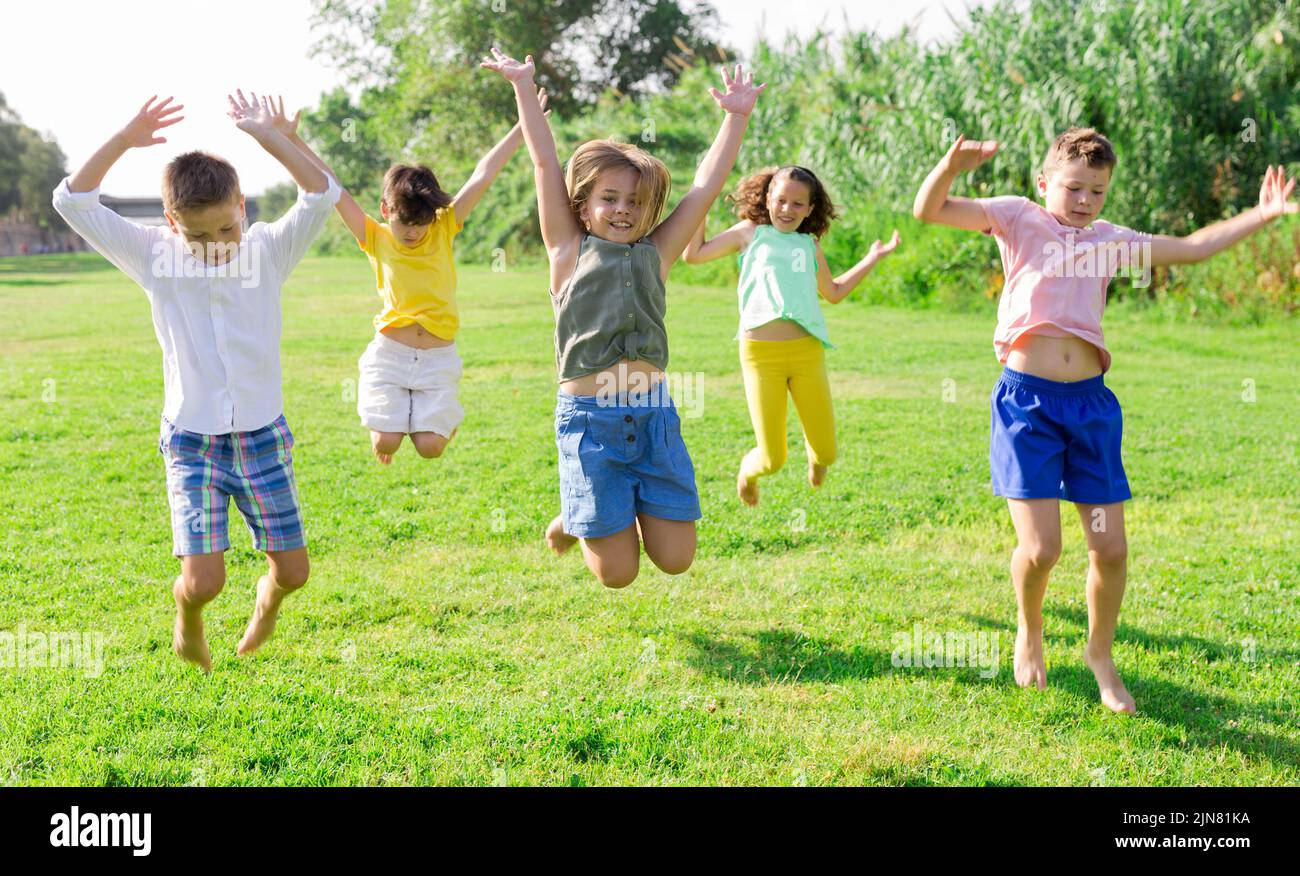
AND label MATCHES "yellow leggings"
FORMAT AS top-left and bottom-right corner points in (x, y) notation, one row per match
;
(738, 335), (837, 481)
